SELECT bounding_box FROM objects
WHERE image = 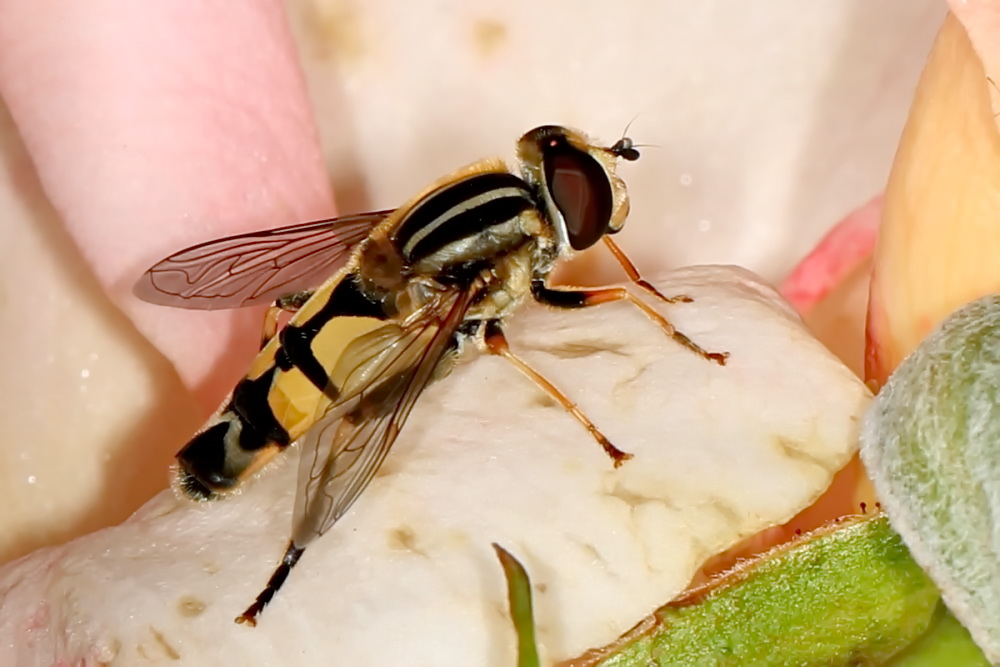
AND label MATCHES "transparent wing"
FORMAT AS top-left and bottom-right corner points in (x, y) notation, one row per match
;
(290, 284), (480, 547)
(134, 211), (393, 309)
